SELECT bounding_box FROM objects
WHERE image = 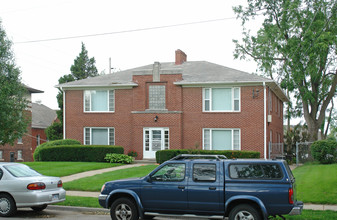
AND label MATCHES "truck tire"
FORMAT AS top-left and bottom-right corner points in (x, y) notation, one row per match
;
(110, 198), (138, 220)
(0, 193), (17, 217)
(228, 204), (261, 220)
